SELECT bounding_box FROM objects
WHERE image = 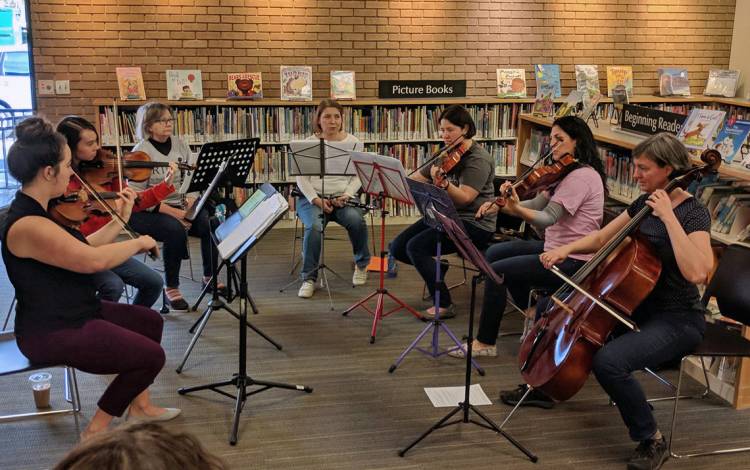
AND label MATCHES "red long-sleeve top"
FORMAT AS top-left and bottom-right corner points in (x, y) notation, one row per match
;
(67, 175), (175, 236)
